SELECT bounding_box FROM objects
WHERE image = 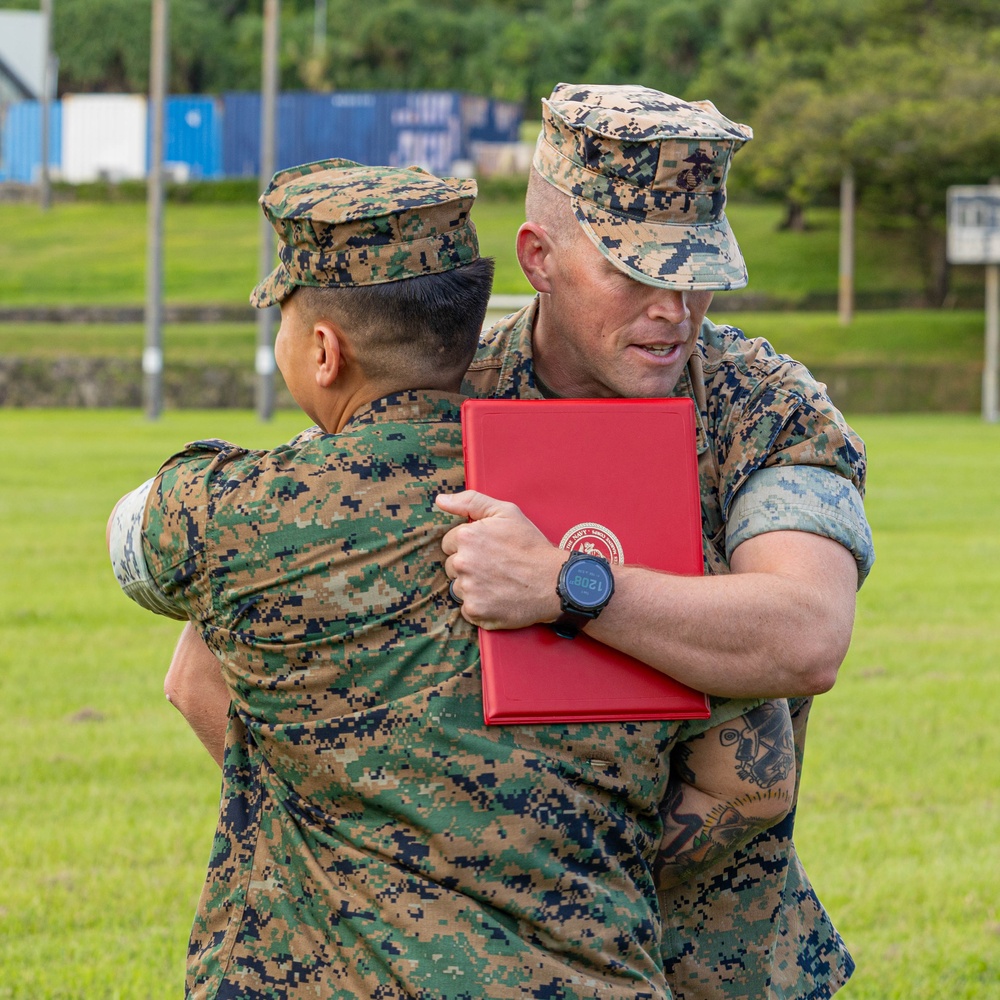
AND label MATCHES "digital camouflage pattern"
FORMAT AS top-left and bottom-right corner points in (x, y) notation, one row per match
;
(726, 465), (871, 580)
(535, 84), (753, 291)
(464, 300), (872, 999)
(250, 158), (480, 307)
(132, 390), (758, 1000)
(661, 697), (850, 1000)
